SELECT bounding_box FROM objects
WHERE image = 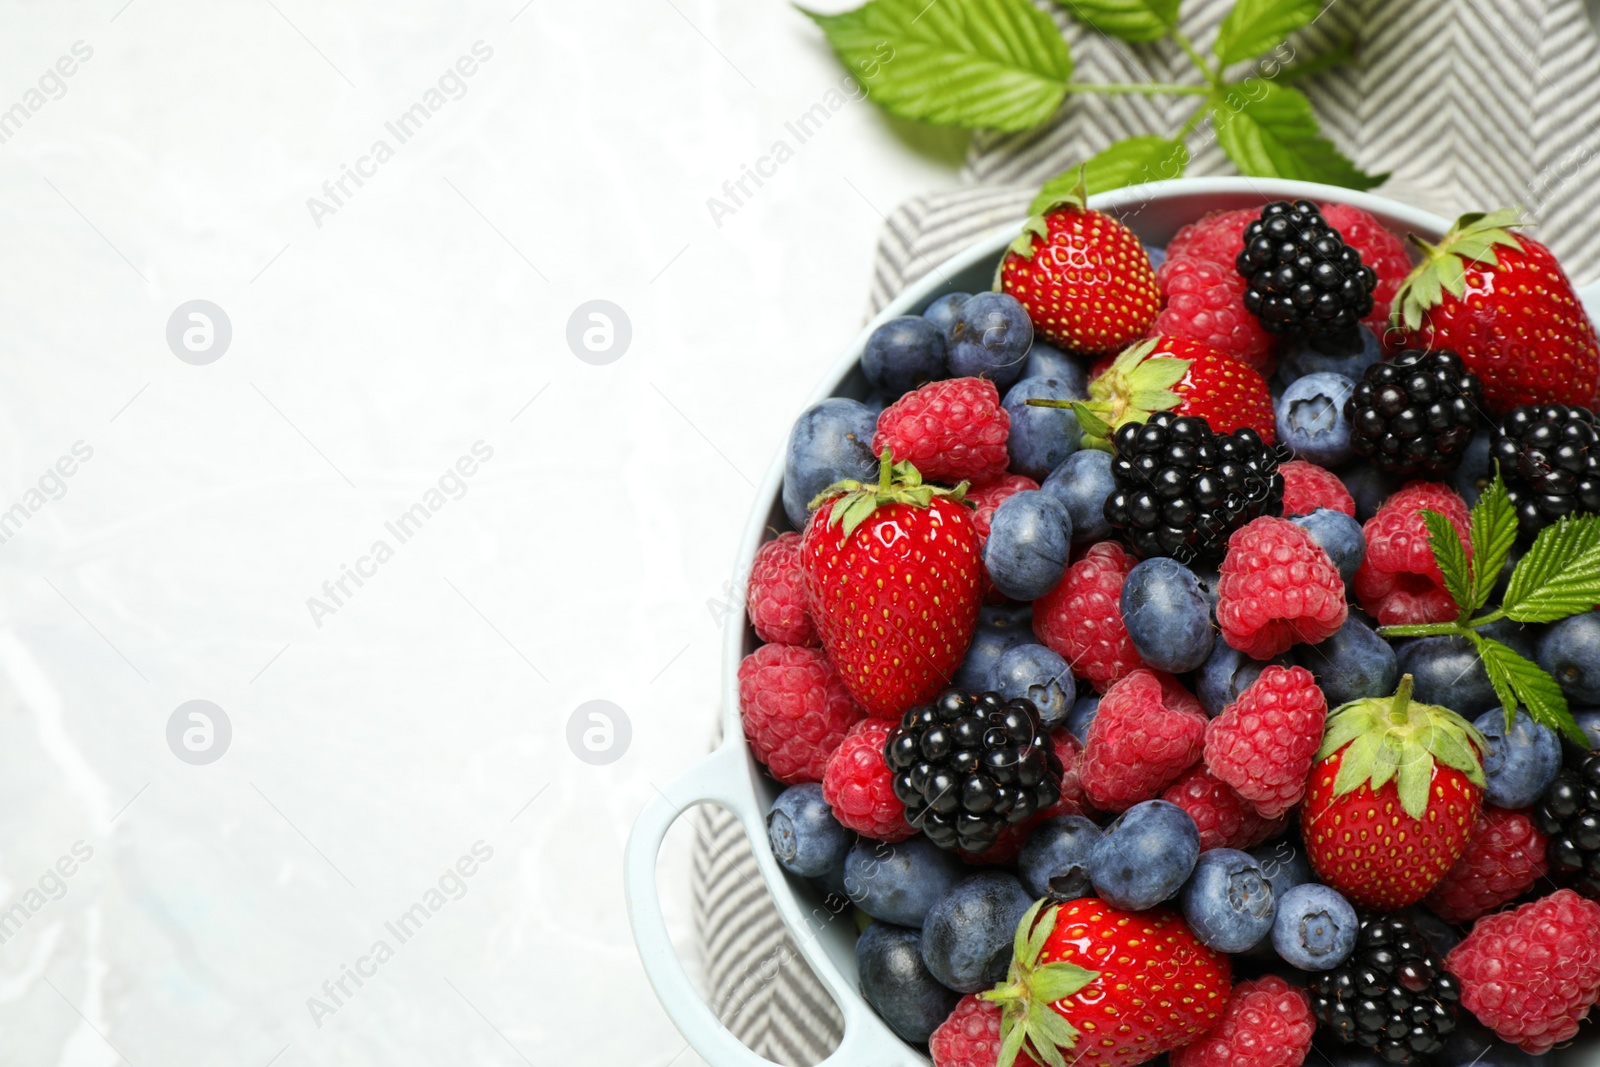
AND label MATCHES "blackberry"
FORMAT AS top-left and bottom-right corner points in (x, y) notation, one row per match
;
(1237, 199), (1378, 339)
(1345, 349), (1484, 477)
(1534, 748), (1600, 899)
(1103, 411), (1288, 565)
(885, 689), (1060, 853)
(1493, 403), (1600, 541)
(1308, 912), (1460, 1064)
